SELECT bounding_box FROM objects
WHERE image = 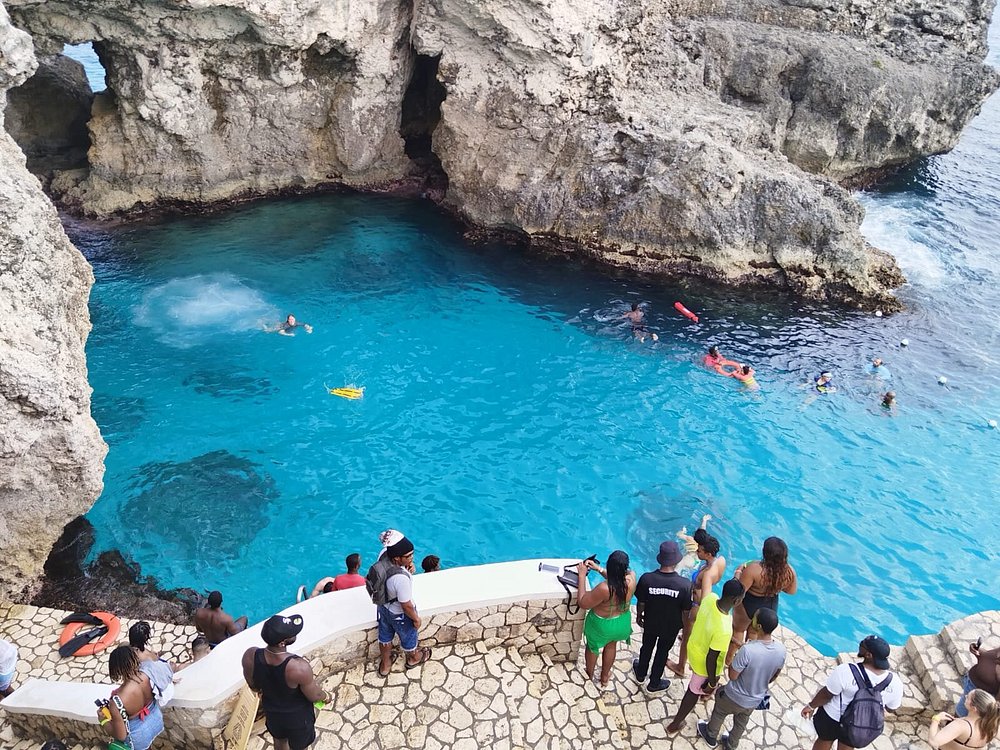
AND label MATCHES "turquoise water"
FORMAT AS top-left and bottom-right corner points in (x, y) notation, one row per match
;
(66, 37), (999, 655)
